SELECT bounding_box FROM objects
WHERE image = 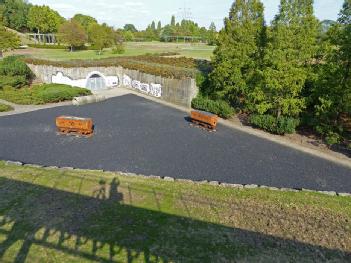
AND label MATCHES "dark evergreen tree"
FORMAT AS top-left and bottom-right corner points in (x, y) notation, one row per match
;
(171, 15), (176, 27)
(252, 0), (319, 117)
(209, 0), (266, 109)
